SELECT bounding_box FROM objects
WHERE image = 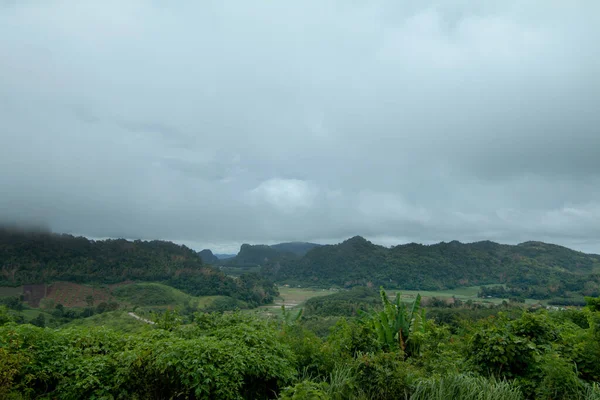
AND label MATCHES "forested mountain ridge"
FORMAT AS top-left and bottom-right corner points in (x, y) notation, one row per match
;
(269, 236), (600, 298)
(0, 227), (206, 284)
(0, 228), (277, 305)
